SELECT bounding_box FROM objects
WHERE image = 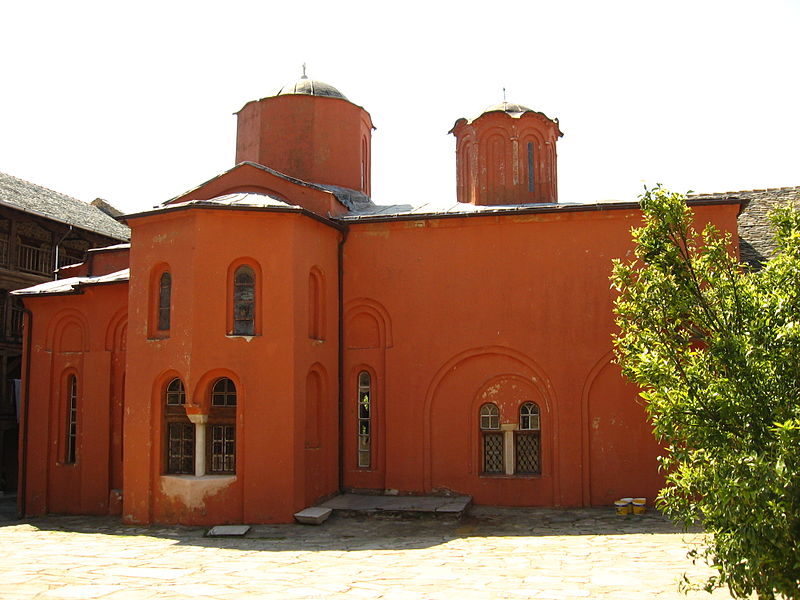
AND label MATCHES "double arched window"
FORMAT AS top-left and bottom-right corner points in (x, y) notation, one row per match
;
(163, 376), (238, 475)
(478, 401), (541, 475)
